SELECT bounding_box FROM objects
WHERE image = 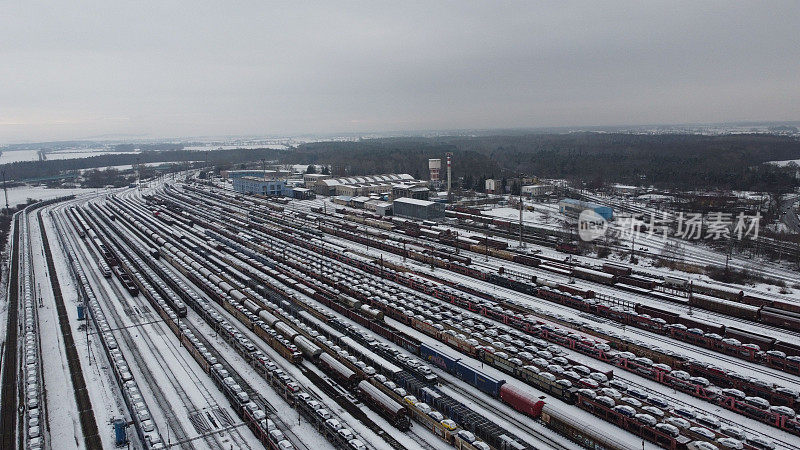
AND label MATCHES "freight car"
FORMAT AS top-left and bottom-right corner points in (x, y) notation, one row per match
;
(112, 265), (140, 296)
(318, 352), (359, 386)
(760, 307), (800, 331)
(601, 263), (632, 277)
(772, 300), (800, 314)
(420, 344), (550, 417)
(356, 380), (411, 430)
(572, 267), (617, 285)
(689, 294), (760, 322)
(178, 186), (800, 440)
(691, 282), (744, 303)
